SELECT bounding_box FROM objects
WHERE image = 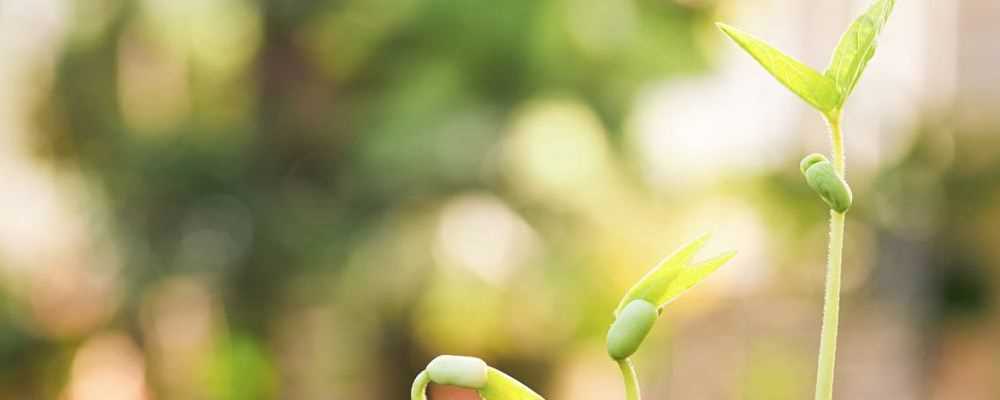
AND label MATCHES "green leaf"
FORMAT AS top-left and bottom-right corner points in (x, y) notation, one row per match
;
(614, 234), (736, 316)
(825, 0), (895, 100)
(717, 23), (841, 113)
(478, 367), (546, 400)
